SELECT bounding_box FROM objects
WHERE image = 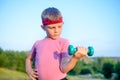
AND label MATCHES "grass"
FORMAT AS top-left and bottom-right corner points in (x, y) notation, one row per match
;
(67, 75), (110, 80)
(0, 67), (110, 80)
(0, 67), (30, 80)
